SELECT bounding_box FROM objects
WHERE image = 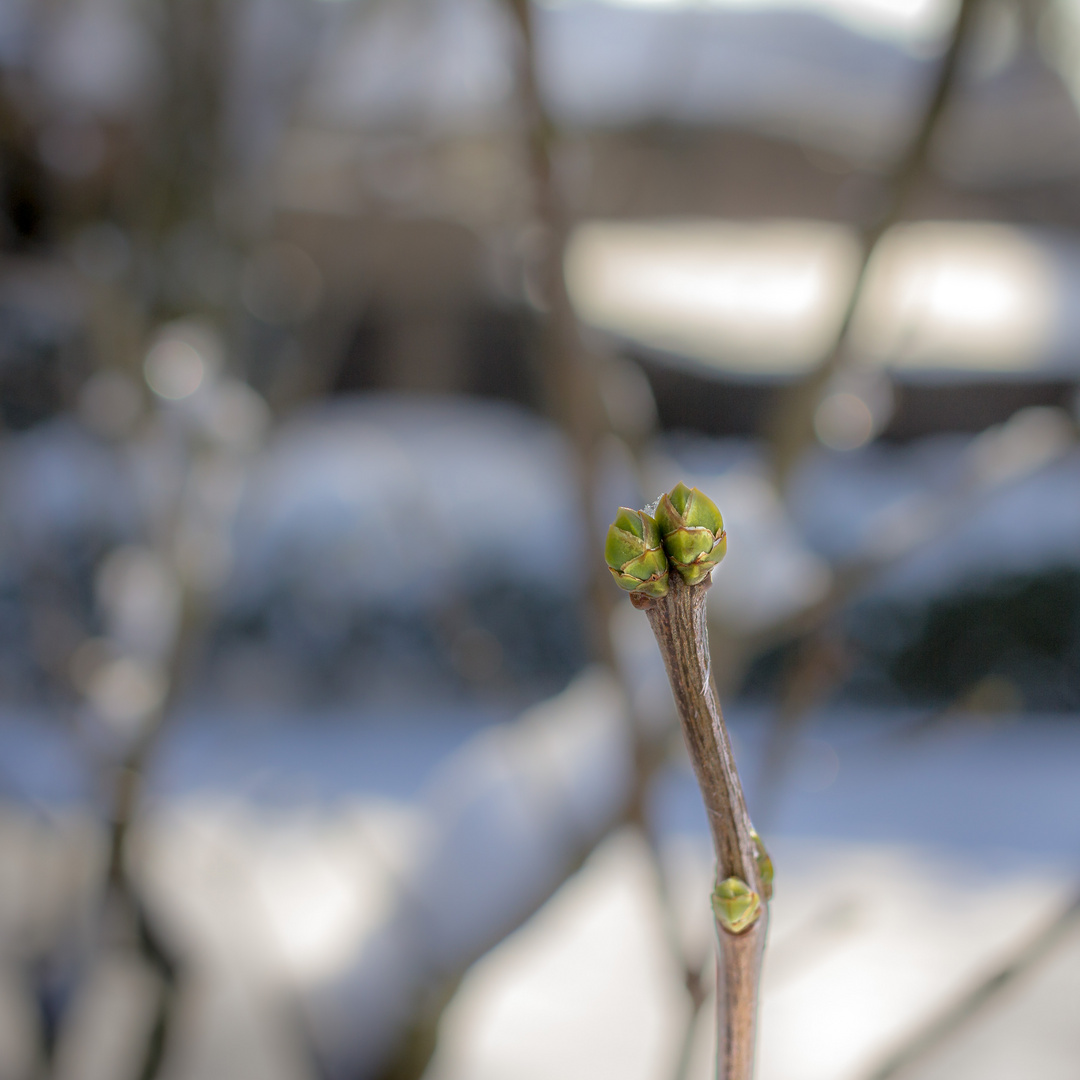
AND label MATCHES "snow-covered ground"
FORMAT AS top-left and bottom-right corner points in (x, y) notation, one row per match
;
(1, 691), (1078, 1080)
(427, 830), (1079, 1080)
